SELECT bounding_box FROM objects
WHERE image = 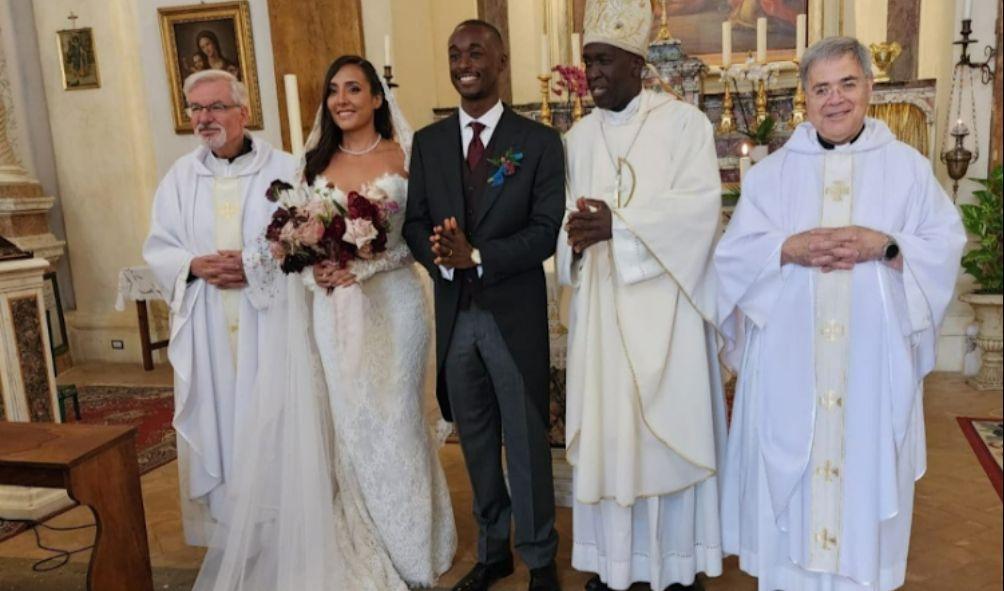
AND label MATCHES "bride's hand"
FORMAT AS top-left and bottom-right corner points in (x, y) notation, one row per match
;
(330, 268), (357, 287)
(313, 261), (356, 288)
